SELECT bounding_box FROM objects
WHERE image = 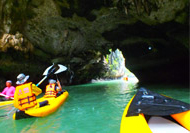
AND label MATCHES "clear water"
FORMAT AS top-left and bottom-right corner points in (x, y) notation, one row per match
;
(0, 80), (189, 133)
